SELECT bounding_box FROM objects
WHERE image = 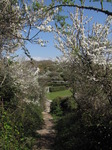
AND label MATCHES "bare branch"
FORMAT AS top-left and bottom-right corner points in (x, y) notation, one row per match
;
(0, 74), (6, 86)
(48, 4), (112, 16)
